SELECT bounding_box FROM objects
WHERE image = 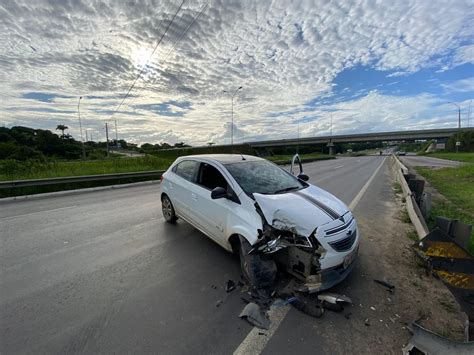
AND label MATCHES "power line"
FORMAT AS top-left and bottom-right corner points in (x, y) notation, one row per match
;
(123, 3), (209, 112)
(109, 0), (186, 139)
